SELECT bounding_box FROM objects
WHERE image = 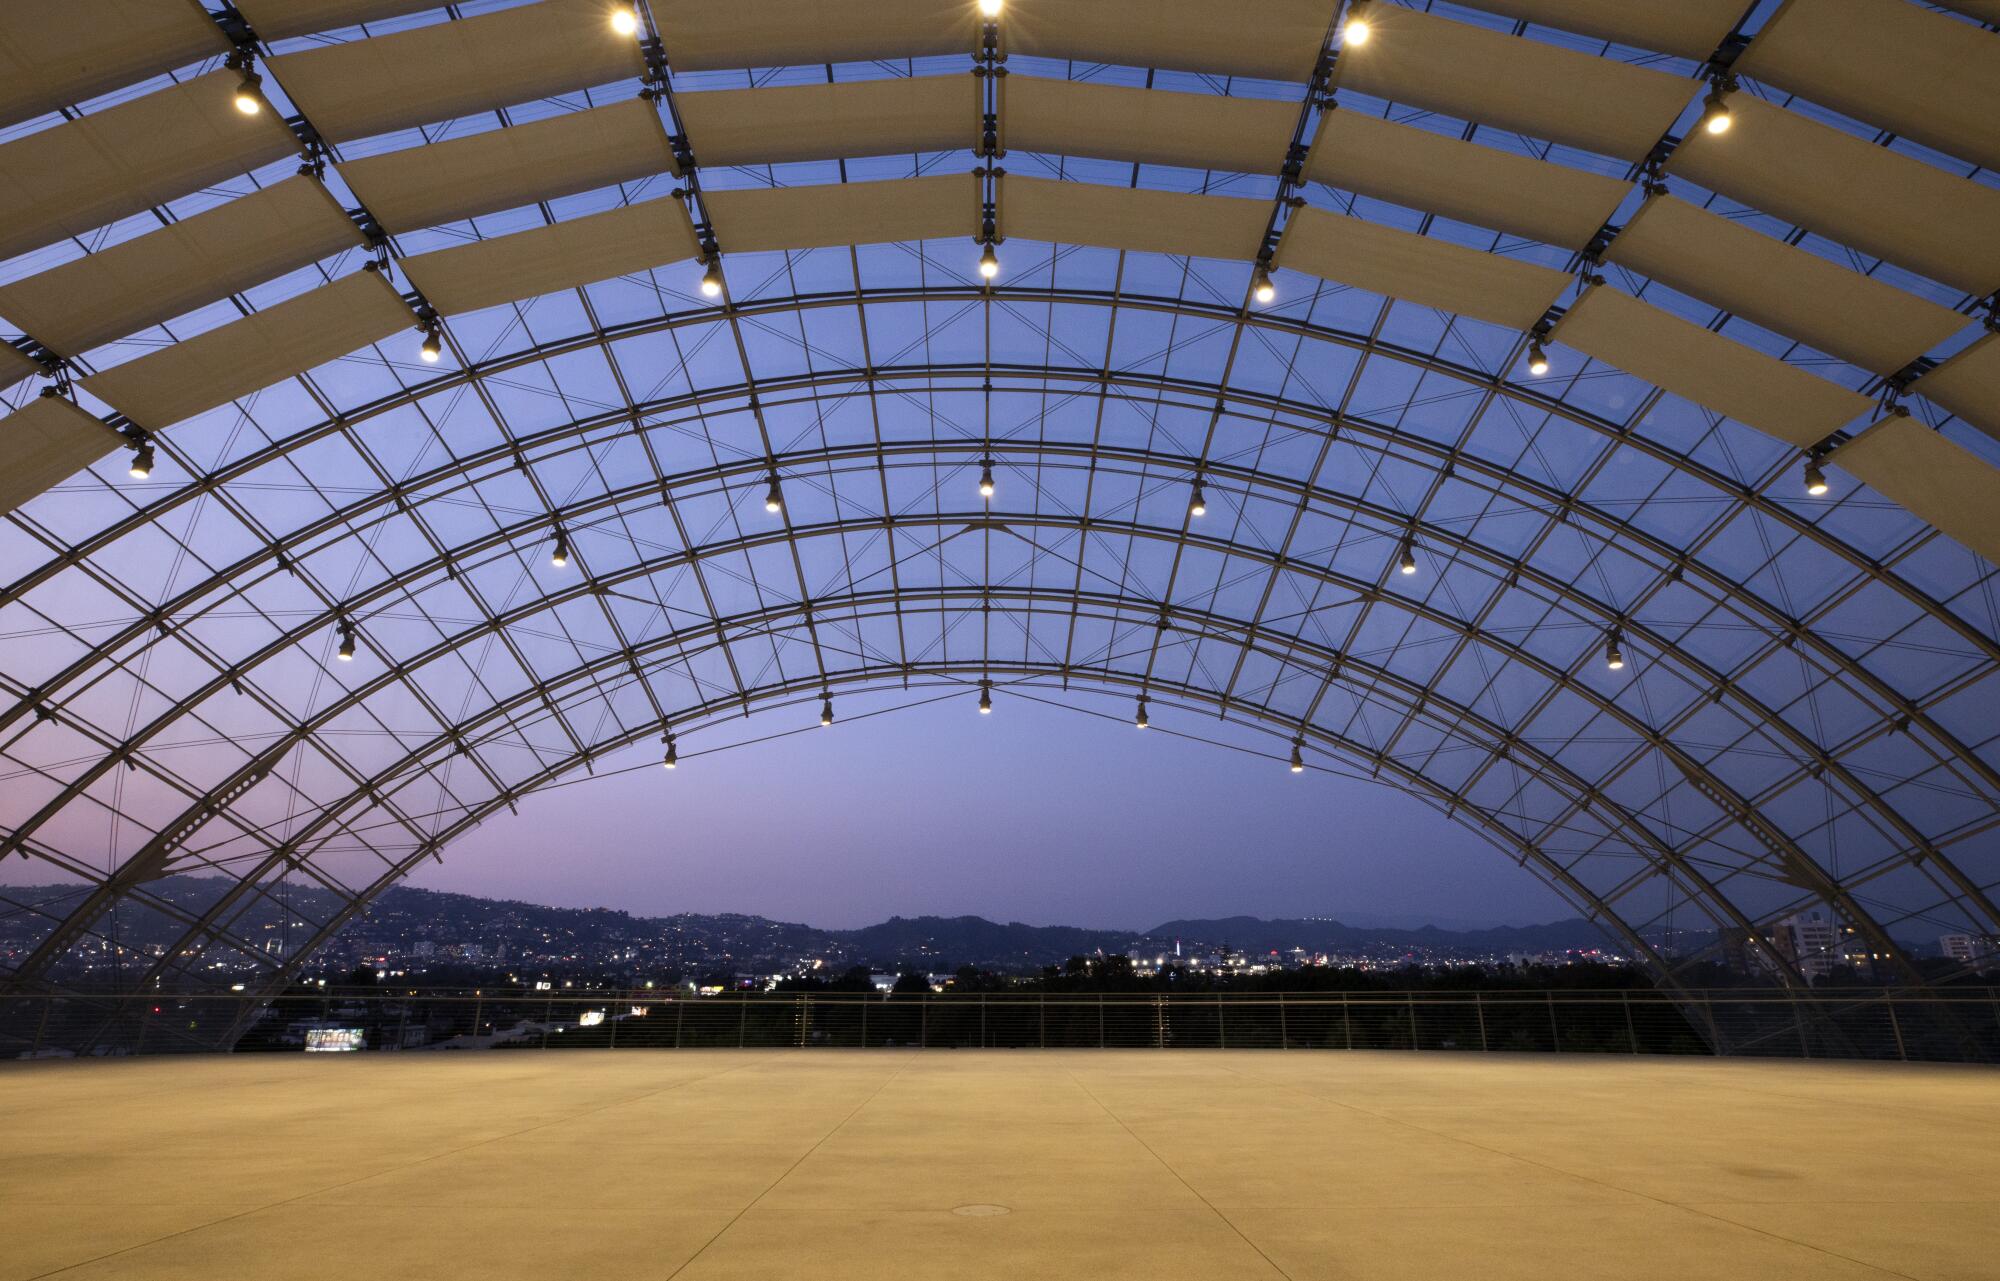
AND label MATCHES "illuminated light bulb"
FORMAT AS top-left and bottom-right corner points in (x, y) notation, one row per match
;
(662, 735), (678, 769)
(1700, 87), (1732, 135)
(1526, 340), (1549, 377)
(1605, 635), (1625, 672)
(420, 328), (442, 363)
(1398, 540), (1417, 576)
(978, 242), (999, 280)
(128, 441), (155, 480)
(337, 625), (356, 661)
(233, 73), (262, 115)
(1804, 459), (1828, 497)
(1189, 480), (1206, 517)
(764, 475), (783, 513)
(1136, 698), (1149, 730)
(1290, 742), (1305, 773)
(610, 4), (639, 35)
(700, 259), (724, 298)
(1342, 2), (1371, 46)
(978, 682), (993, 714)
(1250, 264), (1276, 305)
(550, 532), (570, 568)
(820, 696), (834, 727)
(978, 459), (996, 498)
(978, 0), (1002, 15)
